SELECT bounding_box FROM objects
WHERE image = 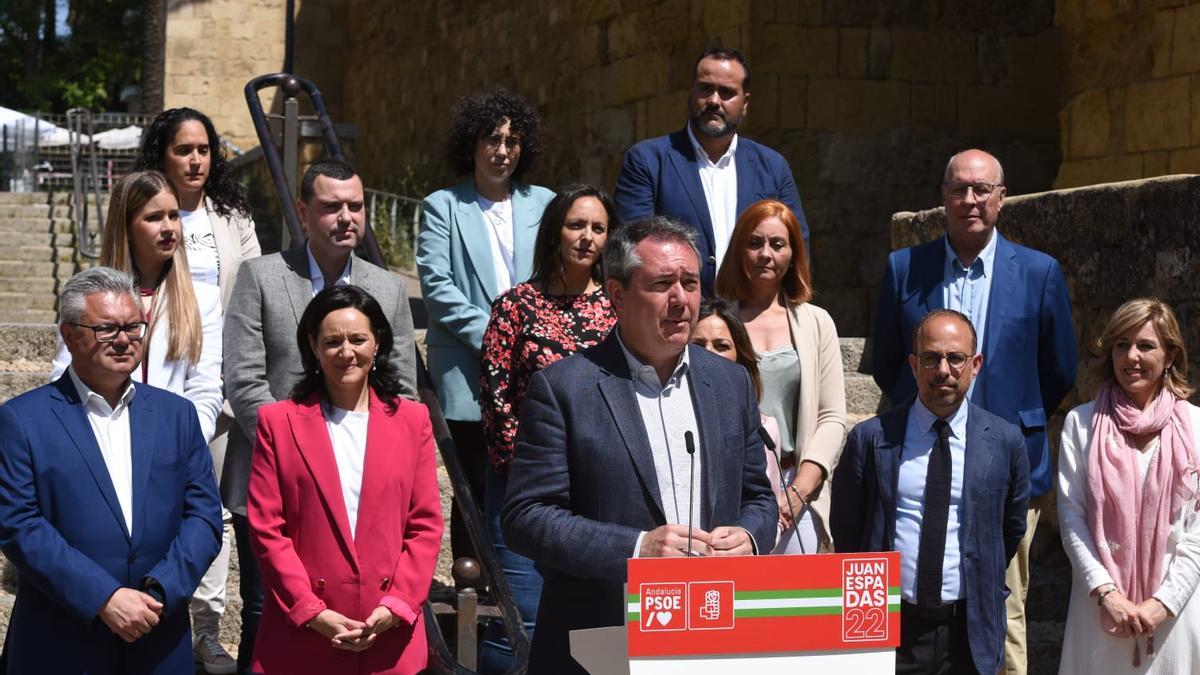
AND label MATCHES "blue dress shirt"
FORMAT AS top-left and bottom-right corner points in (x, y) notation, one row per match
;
(896, 397), (968, 603)
(941, 230), (996, 400)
